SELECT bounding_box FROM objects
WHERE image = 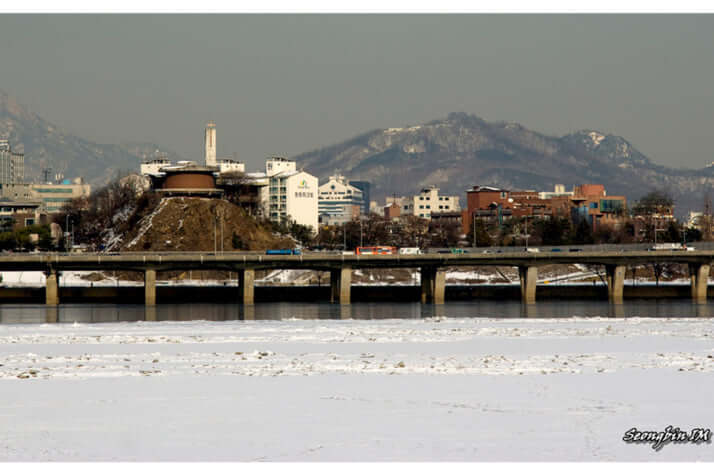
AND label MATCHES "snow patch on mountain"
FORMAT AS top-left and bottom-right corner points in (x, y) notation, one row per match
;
(587, 131), (605, 147)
